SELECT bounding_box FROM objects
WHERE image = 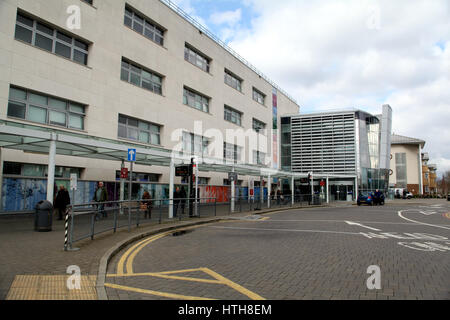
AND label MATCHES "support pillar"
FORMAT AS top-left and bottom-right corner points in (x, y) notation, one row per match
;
(267, 175), (271, 208)
(169, 158), (175, 219)
(194, 160), (199, 216)
(231, 167), (235, 213)
(46, 135), (57, 204)
(326, 176), (329, 204)
(291, 176), (295, 205)
(355, 176), (358, 201)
